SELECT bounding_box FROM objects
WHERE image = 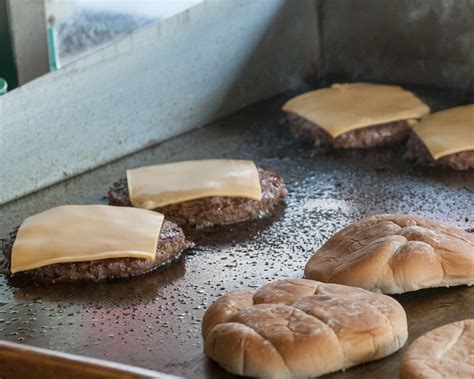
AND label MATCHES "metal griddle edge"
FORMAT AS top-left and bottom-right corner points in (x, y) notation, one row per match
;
(1, 91), (473, 378)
